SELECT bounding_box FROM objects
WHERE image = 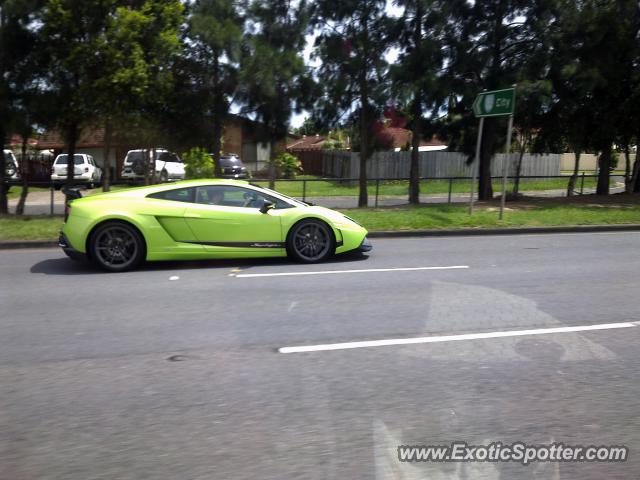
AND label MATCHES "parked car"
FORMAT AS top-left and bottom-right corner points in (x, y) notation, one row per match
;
(217, 154), (249, 179)
(59, 179), (372, 271)
(51, 153), (102, 187)
(121, 149), (185, 182)
(4, 149), (19, 180)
